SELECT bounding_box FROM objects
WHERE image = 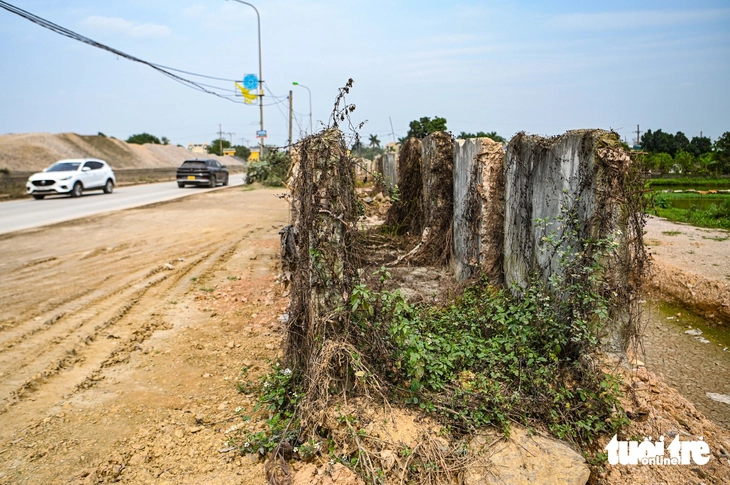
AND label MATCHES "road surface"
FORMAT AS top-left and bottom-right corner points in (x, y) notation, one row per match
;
(0, 178), (245, 235)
